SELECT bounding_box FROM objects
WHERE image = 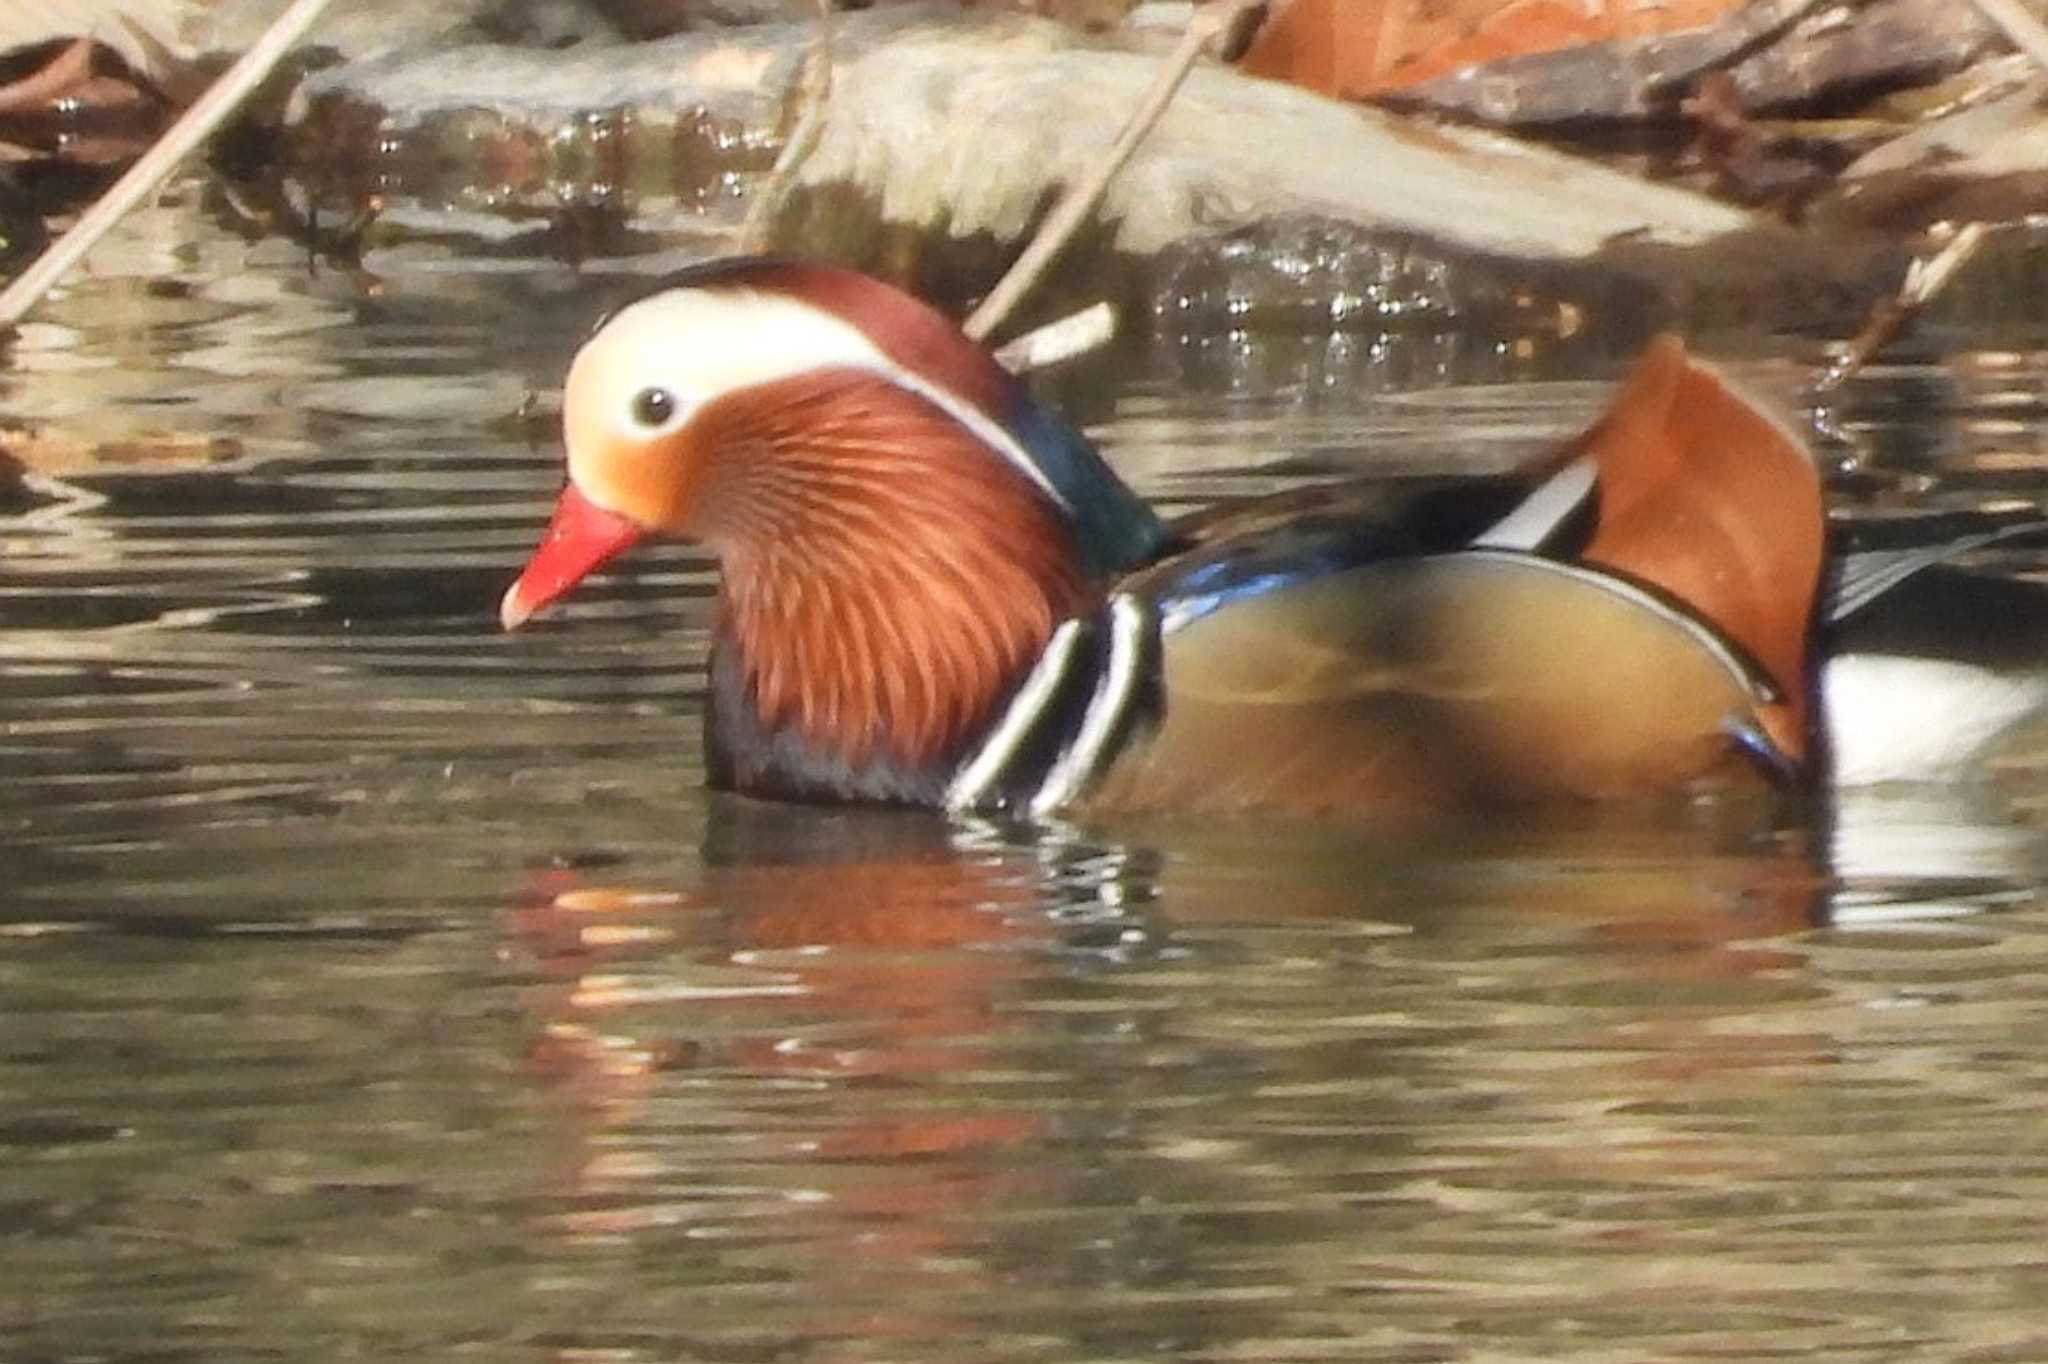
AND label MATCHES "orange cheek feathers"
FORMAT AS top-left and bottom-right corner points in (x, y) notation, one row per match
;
(562, 378), (705, 534)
